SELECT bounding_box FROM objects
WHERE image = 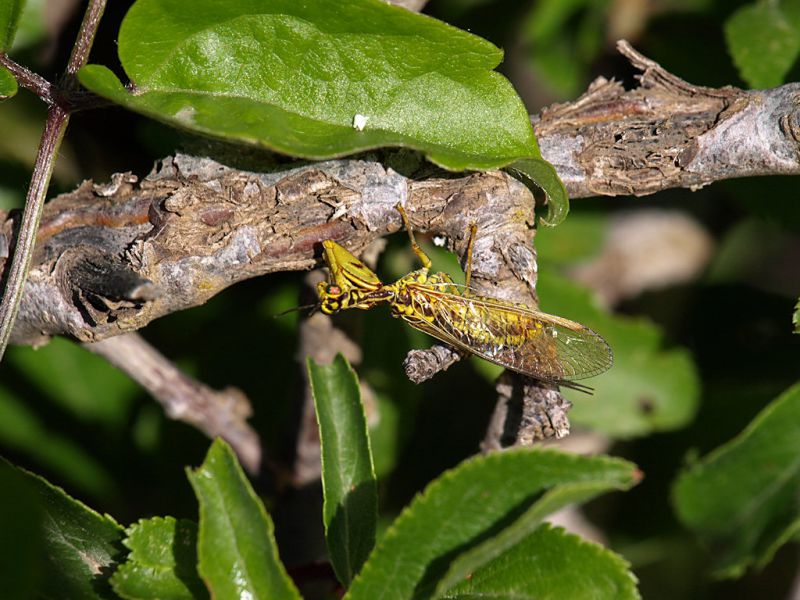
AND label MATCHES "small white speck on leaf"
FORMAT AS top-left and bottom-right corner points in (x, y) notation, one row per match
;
(353, 114), (368, 131)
